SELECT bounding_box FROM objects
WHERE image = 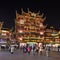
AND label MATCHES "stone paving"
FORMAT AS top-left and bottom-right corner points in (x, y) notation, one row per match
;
(0, 50), (60, 60)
